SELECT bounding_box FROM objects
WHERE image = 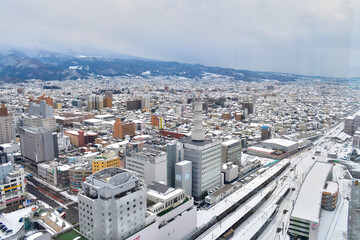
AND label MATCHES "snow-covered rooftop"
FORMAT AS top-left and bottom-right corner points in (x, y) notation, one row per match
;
(291, 161), (333, 223)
